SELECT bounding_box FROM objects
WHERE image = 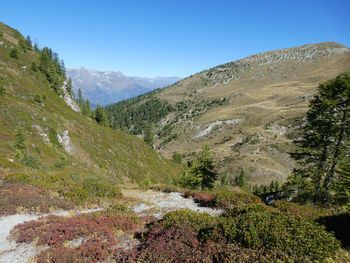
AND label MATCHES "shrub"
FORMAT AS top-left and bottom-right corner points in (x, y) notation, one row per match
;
(127, 210), (306, 263)
(161, 209), (215, 232)
(0, 82), (5, 96)
(19, 152), (41, 169)
(34, 94), (41, 103)
(10, 48), (18, 59)
(0, 183), (74, 216)
(217, 204), (341, 261)
(13, 211), (139, 246)
(272, 200), (332, 221)
(183, 190), (261, 208)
